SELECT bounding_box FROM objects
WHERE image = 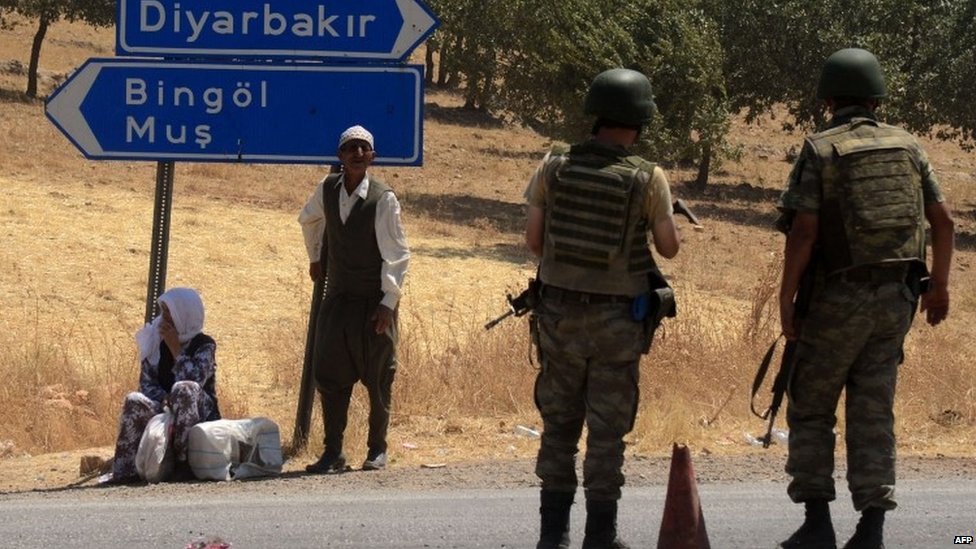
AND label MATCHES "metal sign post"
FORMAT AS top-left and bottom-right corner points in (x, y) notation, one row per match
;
(143, 161), (175, 324)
